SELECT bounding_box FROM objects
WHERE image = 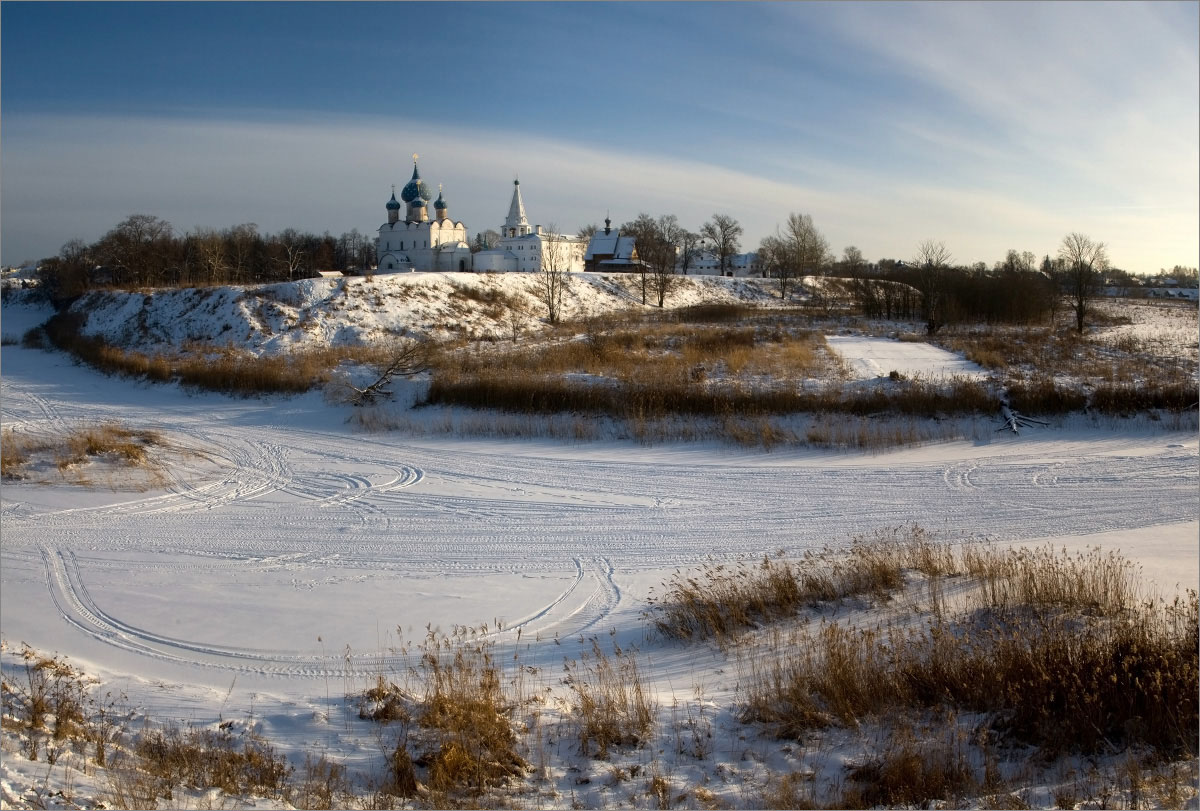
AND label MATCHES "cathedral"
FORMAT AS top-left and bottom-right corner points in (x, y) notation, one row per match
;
(376, 155), (473, 272)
